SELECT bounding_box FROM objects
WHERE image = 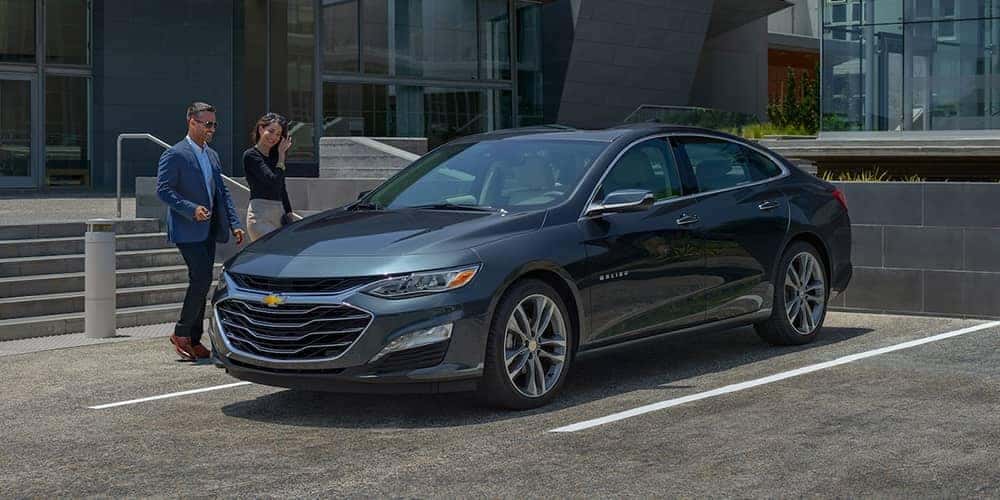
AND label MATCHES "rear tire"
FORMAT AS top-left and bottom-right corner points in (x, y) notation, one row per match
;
(755, 241), (829, 346)
(478, 279), (574, 410)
